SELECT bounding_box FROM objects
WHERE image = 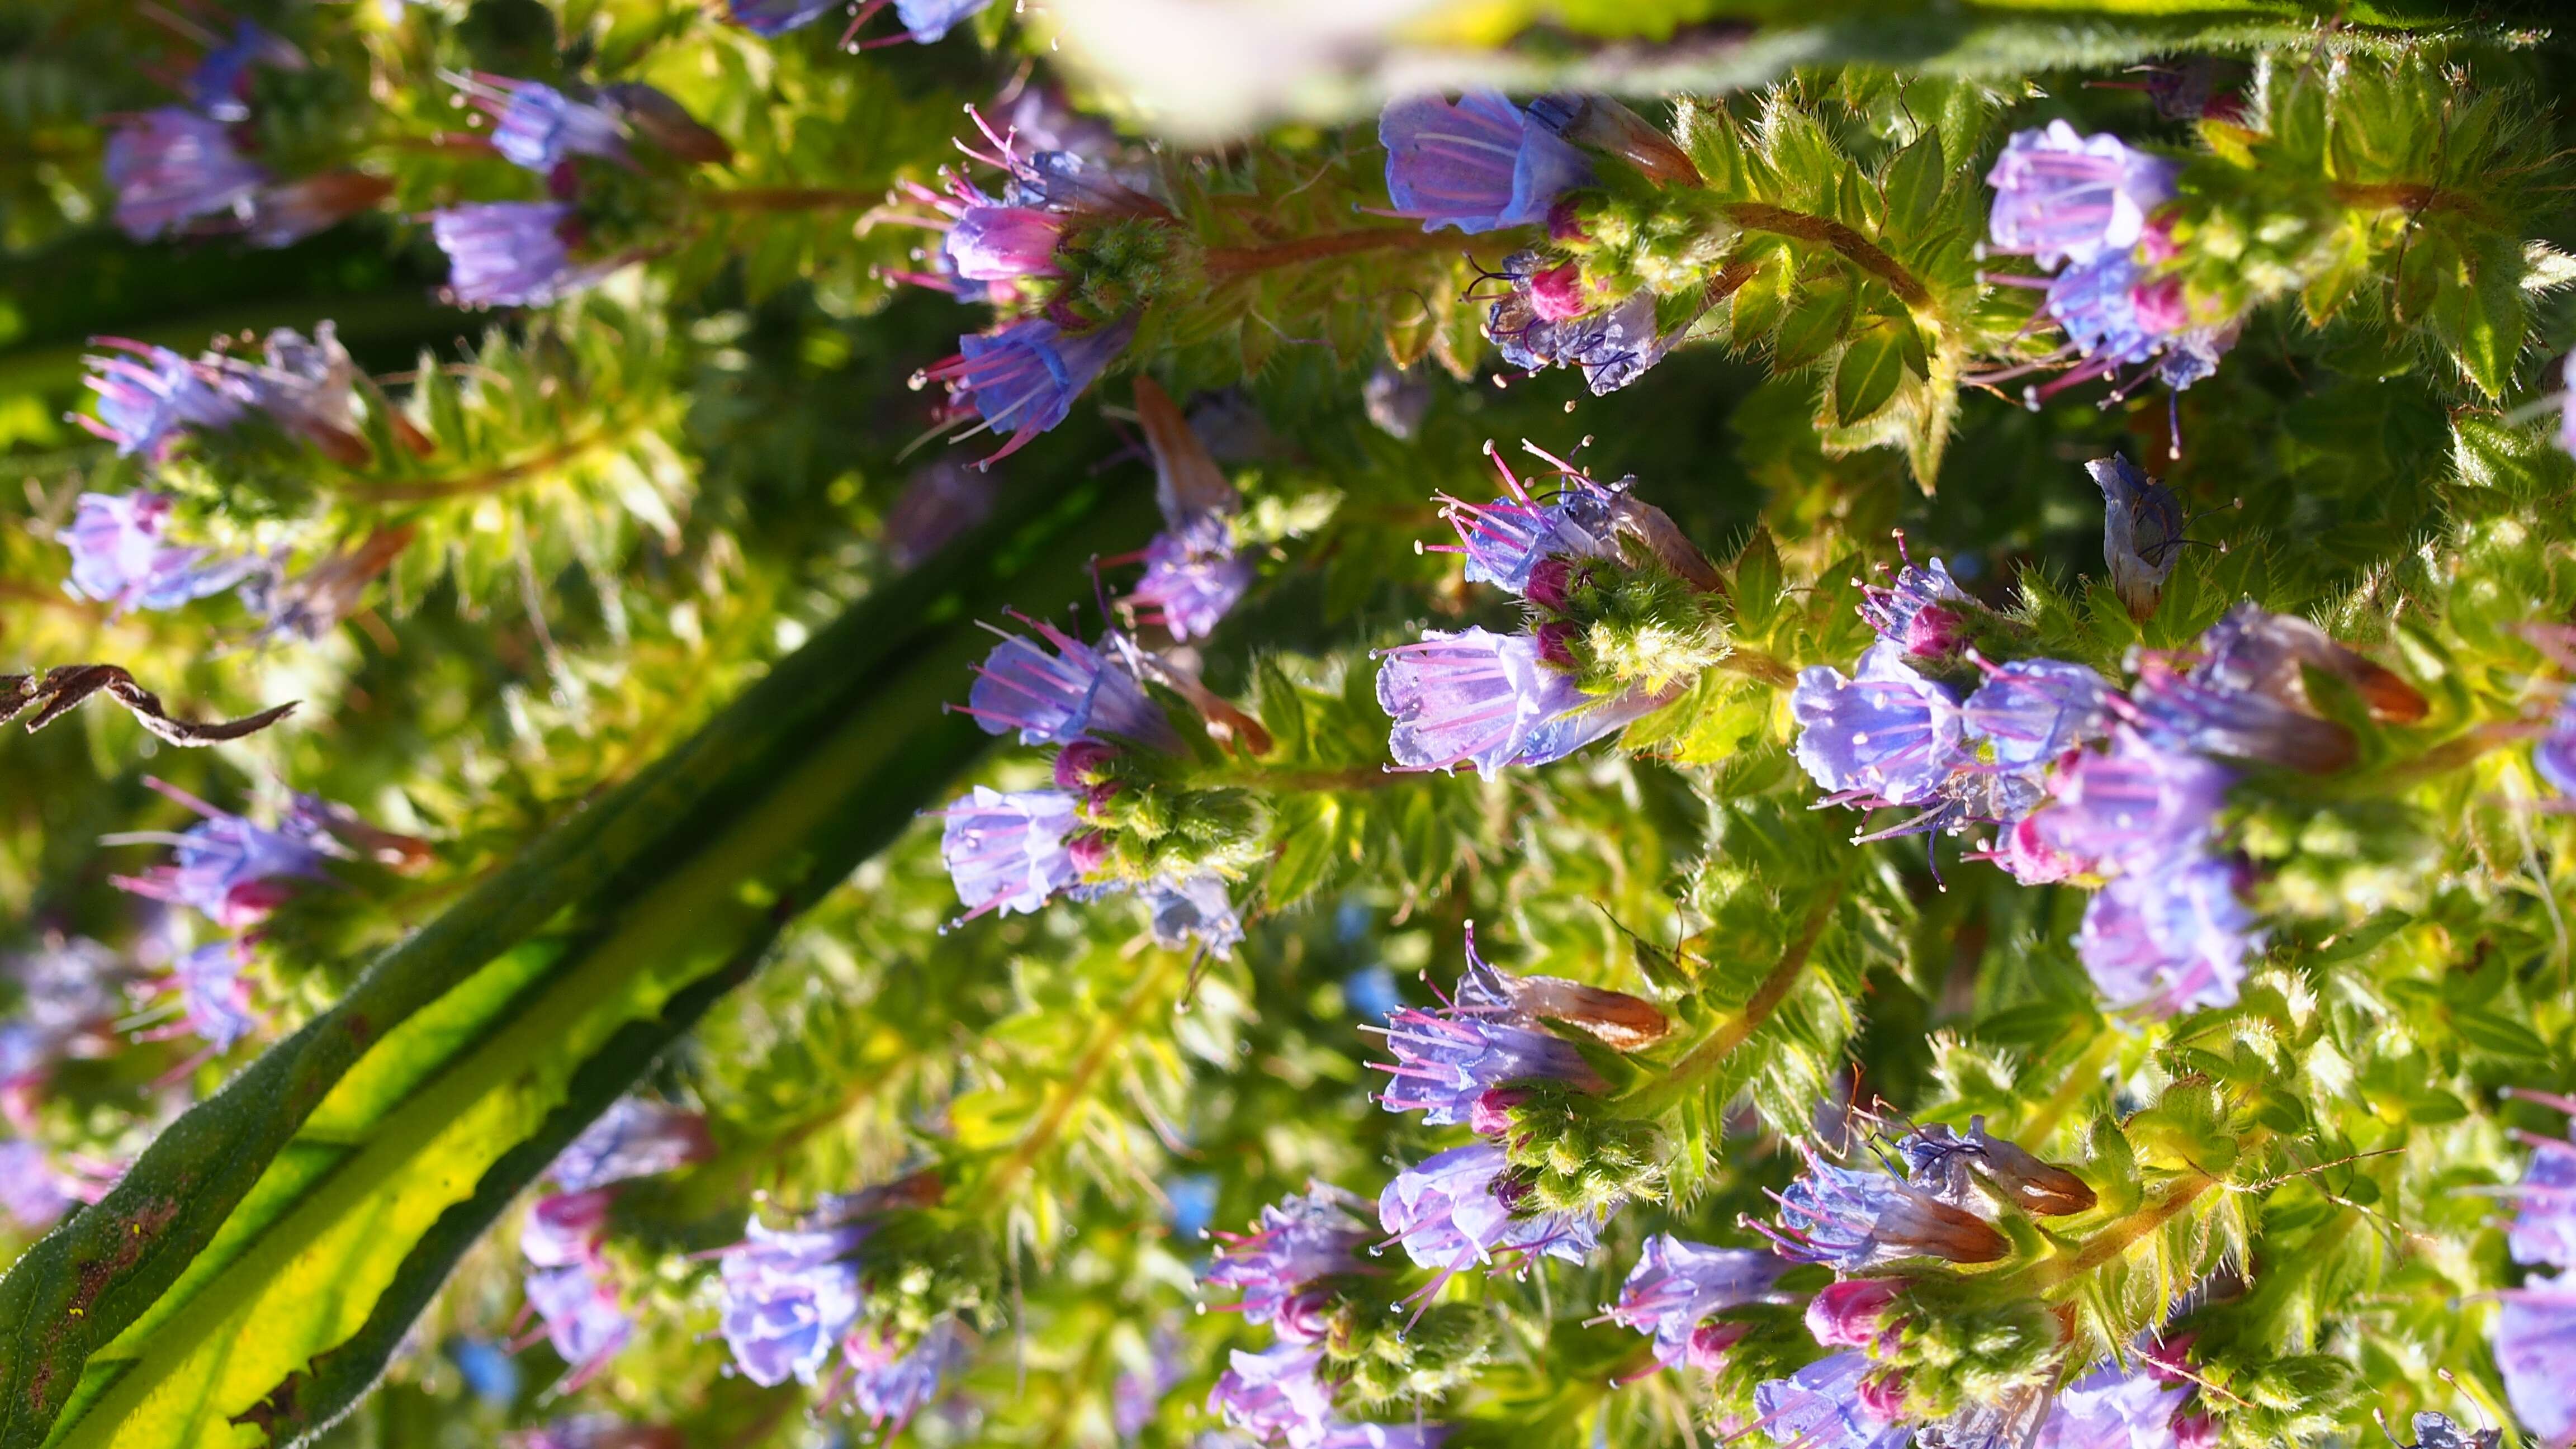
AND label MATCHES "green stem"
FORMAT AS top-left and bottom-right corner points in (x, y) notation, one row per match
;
(1718, 202), (1931, 311)
(1618, 881), (1842, 1117)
